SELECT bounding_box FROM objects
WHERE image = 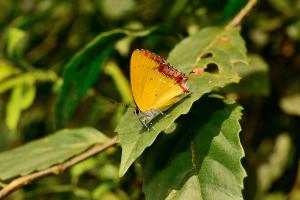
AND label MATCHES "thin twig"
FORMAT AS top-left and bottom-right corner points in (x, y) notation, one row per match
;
(225, 0), (259, 30)
(0, 137), (117, 199)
